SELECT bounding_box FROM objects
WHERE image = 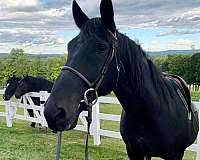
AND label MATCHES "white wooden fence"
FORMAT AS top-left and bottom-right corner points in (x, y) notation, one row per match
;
(0, 90), (200, 159)
(189, 84), (200, 92)
(0, 90), (48, 128)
